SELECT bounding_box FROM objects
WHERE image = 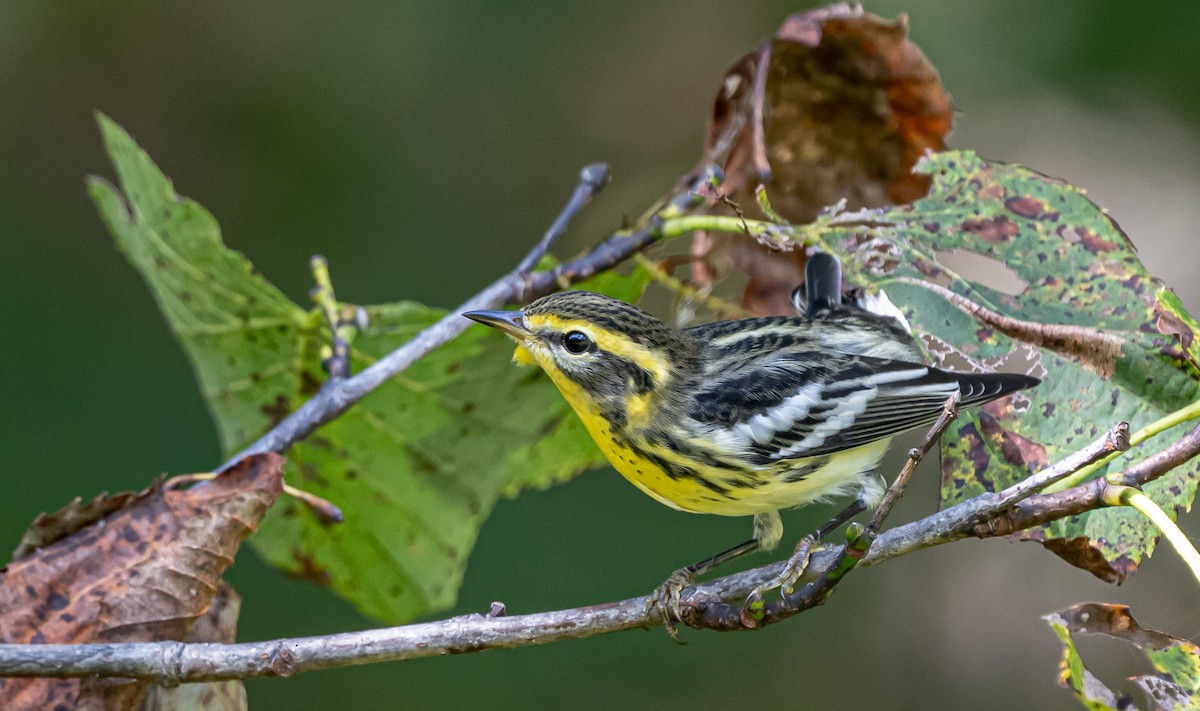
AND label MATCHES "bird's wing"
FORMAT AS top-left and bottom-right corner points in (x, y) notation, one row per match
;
(688, 351), (1032, 464)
